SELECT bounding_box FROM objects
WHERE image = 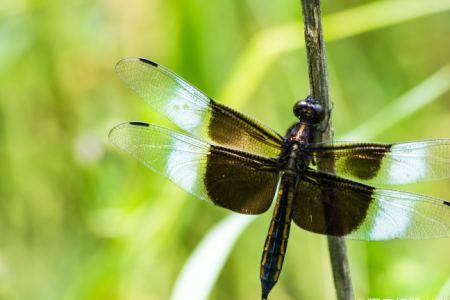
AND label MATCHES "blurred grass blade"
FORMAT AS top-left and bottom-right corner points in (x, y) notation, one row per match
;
(173, 62), (450, 300)
(437, 278), (450, 299)
(325, 0), (450, 40)
(343, 64), (450, 140)
(219, 24), (302, 108)
(170, 215), (255, 300)
(221, 0), (450, 108)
